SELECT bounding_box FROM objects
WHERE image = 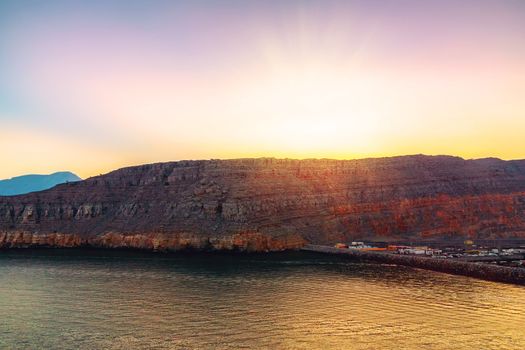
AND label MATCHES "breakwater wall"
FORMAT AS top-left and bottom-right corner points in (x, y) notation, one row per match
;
(302, 245), (525, 286)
